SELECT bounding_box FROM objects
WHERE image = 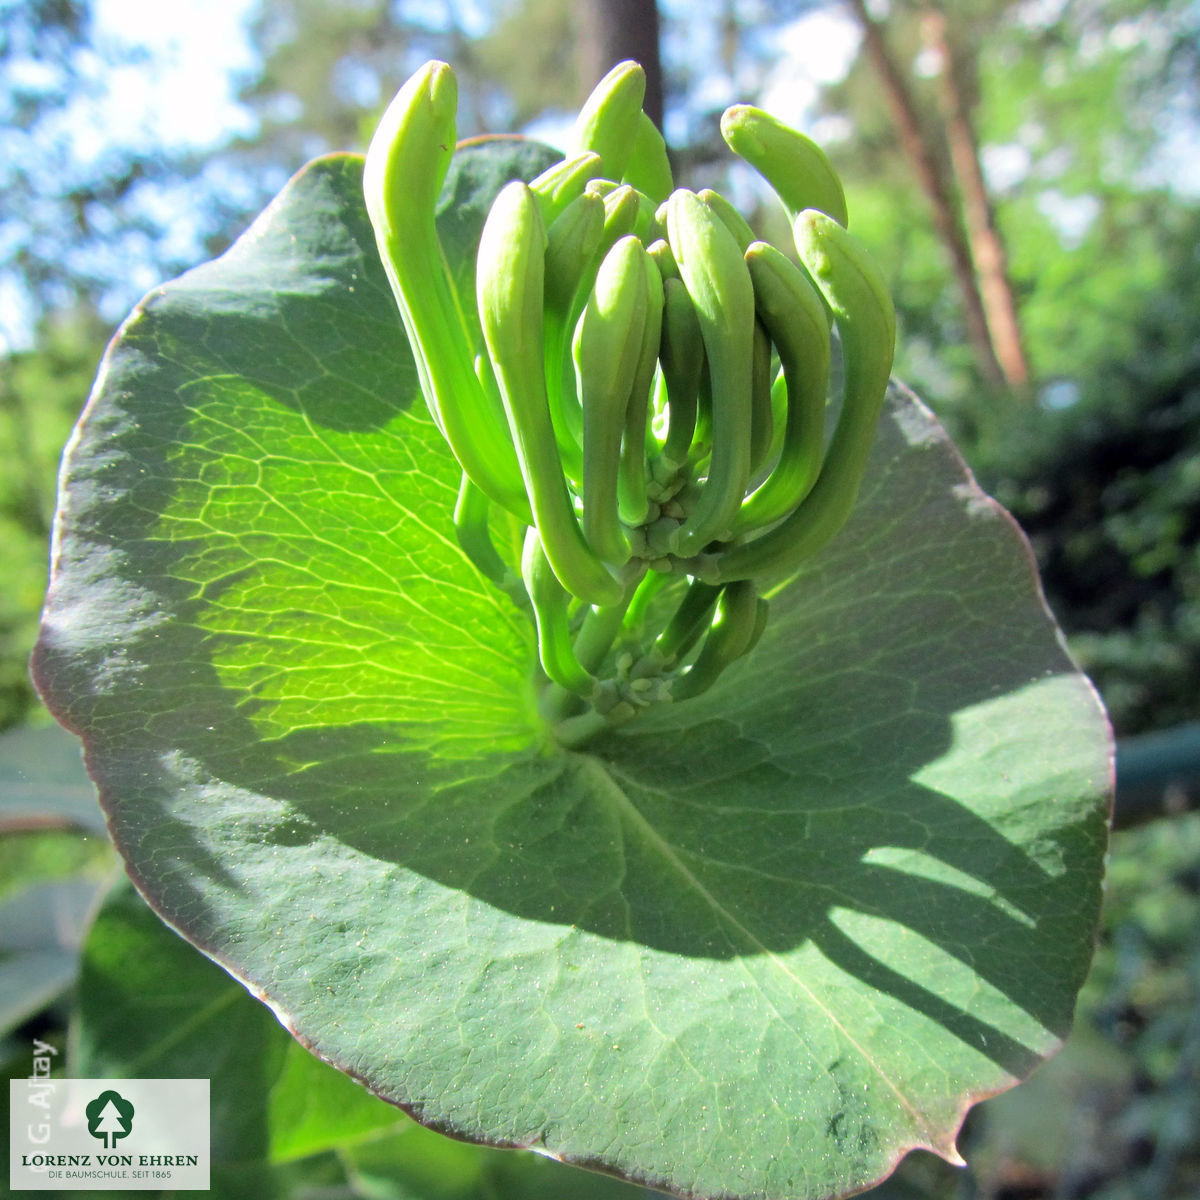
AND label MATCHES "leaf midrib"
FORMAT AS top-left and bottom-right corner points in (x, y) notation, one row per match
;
(577, 752), (937, 1144)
